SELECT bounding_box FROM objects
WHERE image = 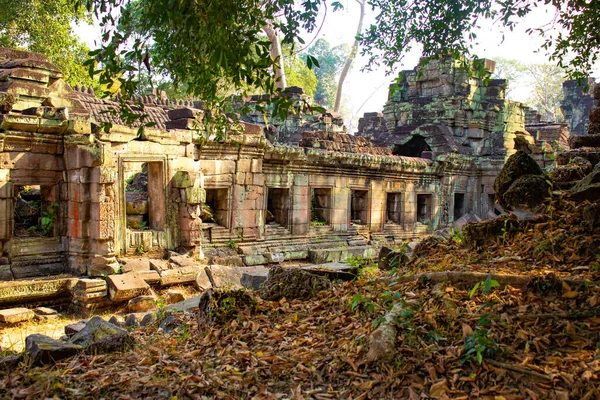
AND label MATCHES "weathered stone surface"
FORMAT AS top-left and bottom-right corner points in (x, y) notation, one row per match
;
(132, 270), (161, 285)
(34, 306), (57, 315)
(149, 259), (170, 272)
(70, 316), (134, 354)
(570, 163), (600, 202)
(569, 134), (600, 149)
(158, 315), (181, 334)
(159, 266), (199, 286)
(302, 262), (356, 280)
(119, 258), (151, 273)
(243, 254), (267, 266)
(194, 268), (213, 291)
(260, 266), (331, 301)
(207, 265), (269, 289)
(0, 354), (23, 371)
(494, 151), (543, 209)
(140, 313), (156, 326)
(128, 295), (156, 312)
(64, 321), (87, 337)
(108, 315), (124, 327)
(550, 157), (592, 183)
(26, 334), (82, 365)
(503, 174), (550, 211)
(107, 273), (150, 302)
(169, 253), (198, 268)
(0, 307), (35, 323)
(308, 246), (376, 264)
(162, 290), (185, 305)
(125, 314), (139, 328)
